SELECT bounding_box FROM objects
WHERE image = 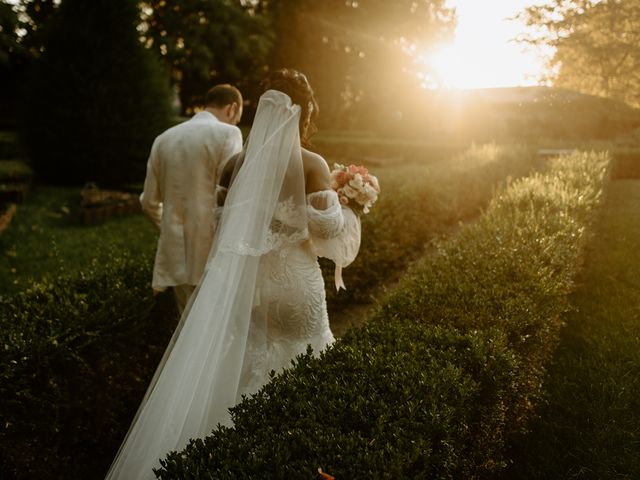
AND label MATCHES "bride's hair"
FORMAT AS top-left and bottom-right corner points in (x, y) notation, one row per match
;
(261, 68), (319, 147)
